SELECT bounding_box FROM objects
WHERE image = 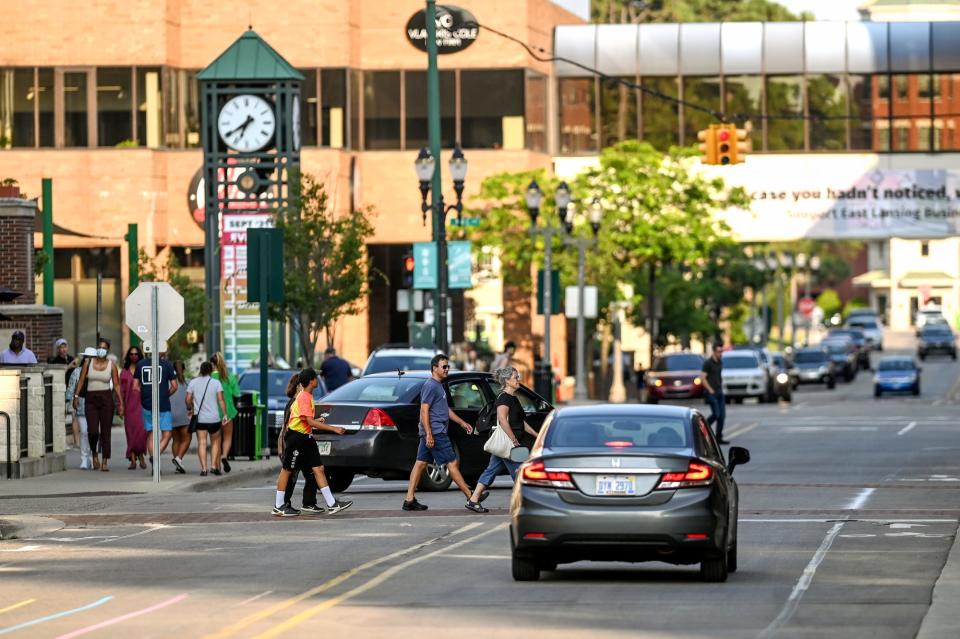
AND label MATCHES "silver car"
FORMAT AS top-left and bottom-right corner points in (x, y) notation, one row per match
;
(510, 404), (750, 582)
(721, 350), (769, 403)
